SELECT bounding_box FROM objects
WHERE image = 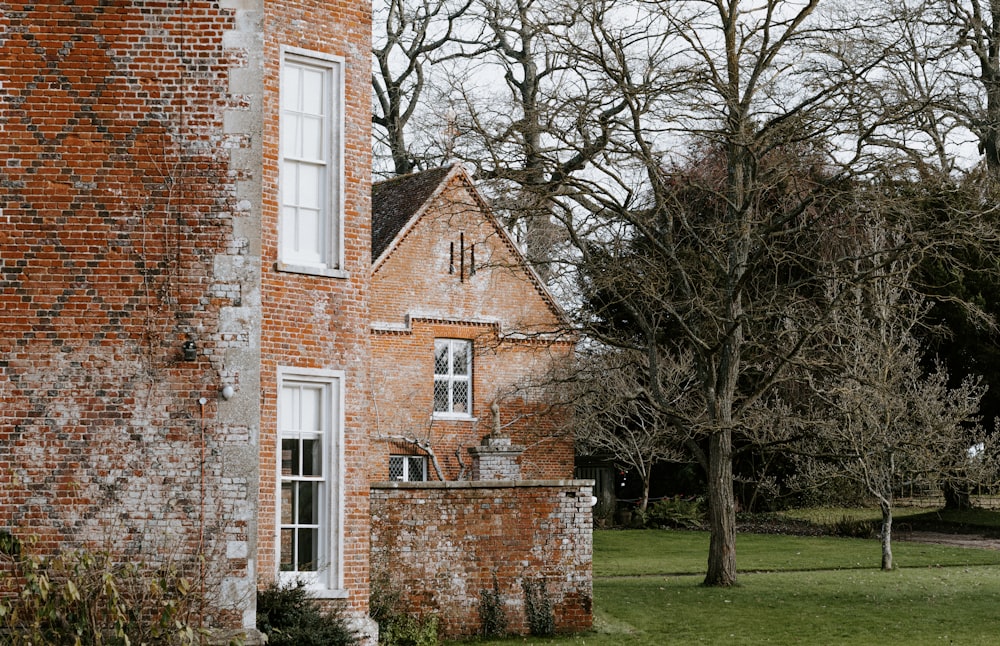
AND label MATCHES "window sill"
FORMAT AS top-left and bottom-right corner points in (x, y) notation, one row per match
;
(309, 588), (350, 600)
(275, 261), (349, 279)
(278, 575), (349, 599)
(432, 414), (478, 422)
